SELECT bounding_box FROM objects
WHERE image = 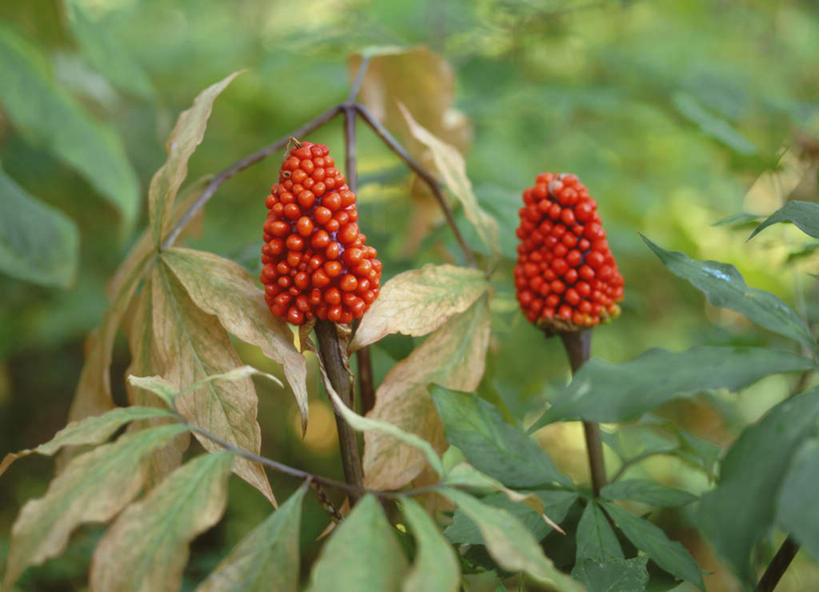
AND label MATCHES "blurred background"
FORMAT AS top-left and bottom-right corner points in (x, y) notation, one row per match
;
(0, 0), (817, 590)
